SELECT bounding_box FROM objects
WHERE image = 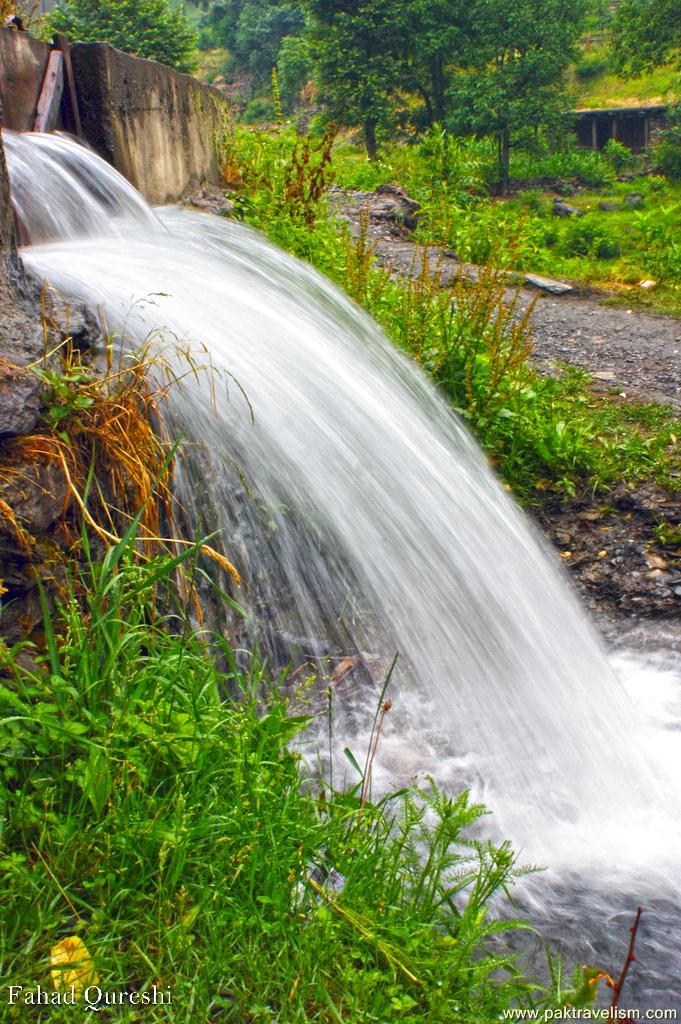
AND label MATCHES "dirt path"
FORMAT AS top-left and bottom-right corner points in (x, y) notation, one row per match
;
(518, 291), (681, 407)
(332, 188), (681, 407)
